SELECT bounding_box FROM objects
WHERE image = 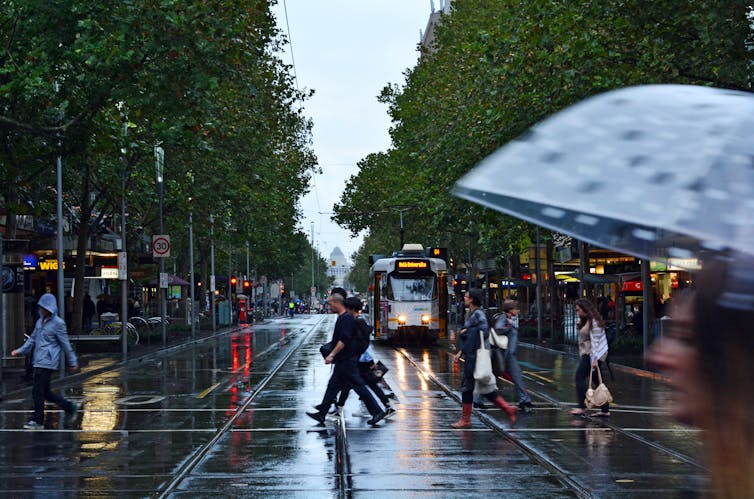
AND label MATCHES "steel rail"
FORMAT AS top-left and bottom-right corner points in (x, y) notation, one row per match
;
(395, 346), (595, 499)
(156, 317), (325, 498)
